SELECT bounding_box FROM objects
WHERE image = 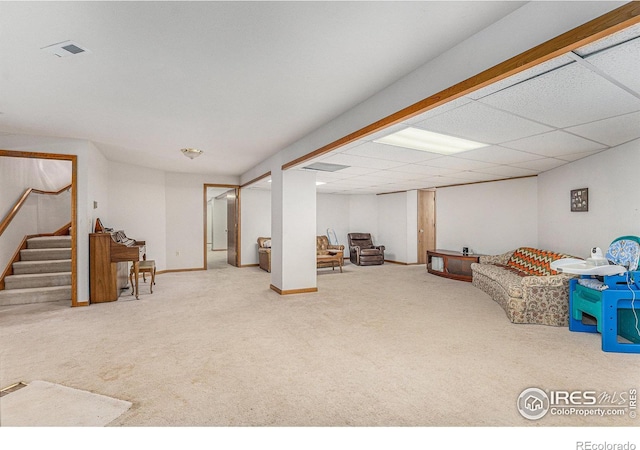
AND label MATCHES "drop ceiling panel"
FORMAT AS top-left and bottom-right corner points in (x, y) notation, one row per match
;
(391, 163), (459, 176)
(466, 55), (574, 100)
(476, 166), (537, 177)
(512, 158), (568, 172)
(575, 23), (640, 57)
(565, 111), (640, 147)
(478, 62), (640, 128)
(554, 149), (605, 162)
(584, 36), (640, 96)
(454, 145), (544, 164)
(503, 130), (606, 157)
(343, 141), (442, 163)
(319, 153), (407, 170)
(413, 101), (553, 144)
(417, 155), (498, 171)
(402, 96), (472, 125)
